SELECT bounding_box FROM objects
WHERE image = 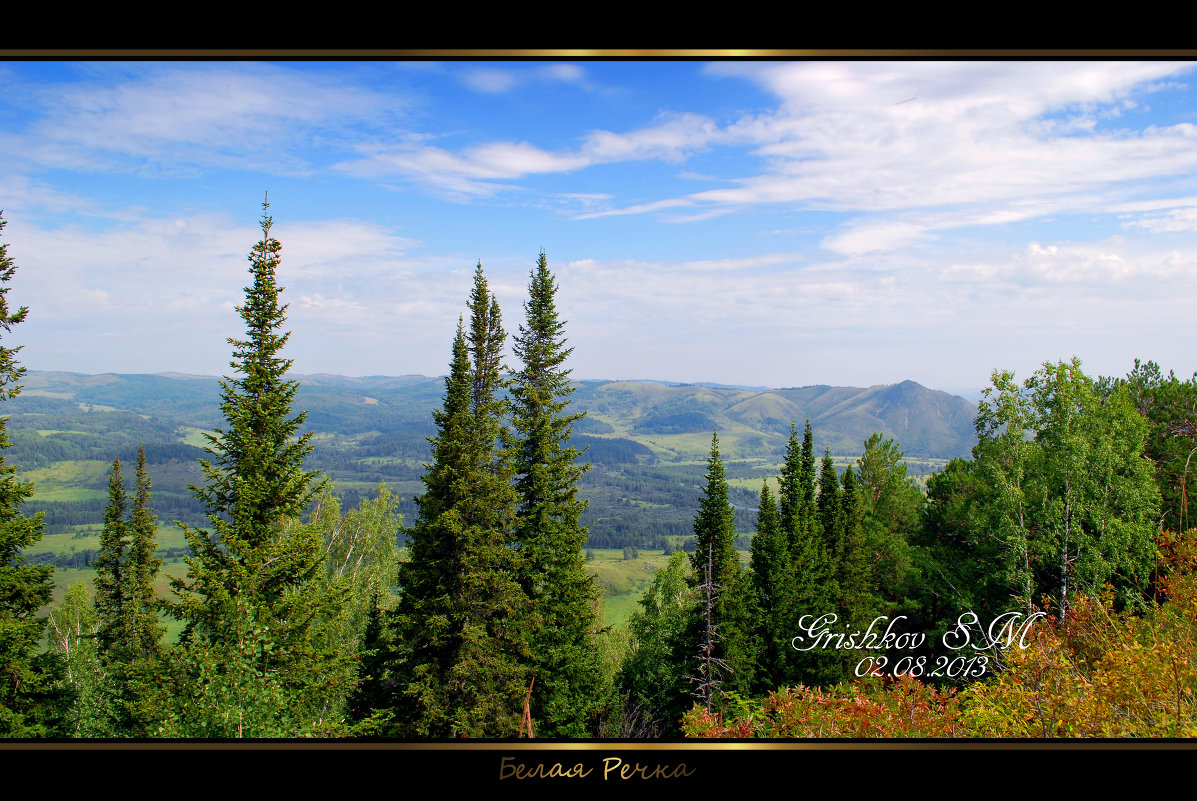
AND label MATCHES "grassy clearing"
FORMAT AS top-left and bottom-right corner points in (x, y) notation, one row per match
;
(34, 522), (188, 557)
(587, 548), (669, 628)
(24, 460), (110, 502)
(76, 403), (121, 413)
(46, 562), (190, 643)
(178, 427), (216, 448)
